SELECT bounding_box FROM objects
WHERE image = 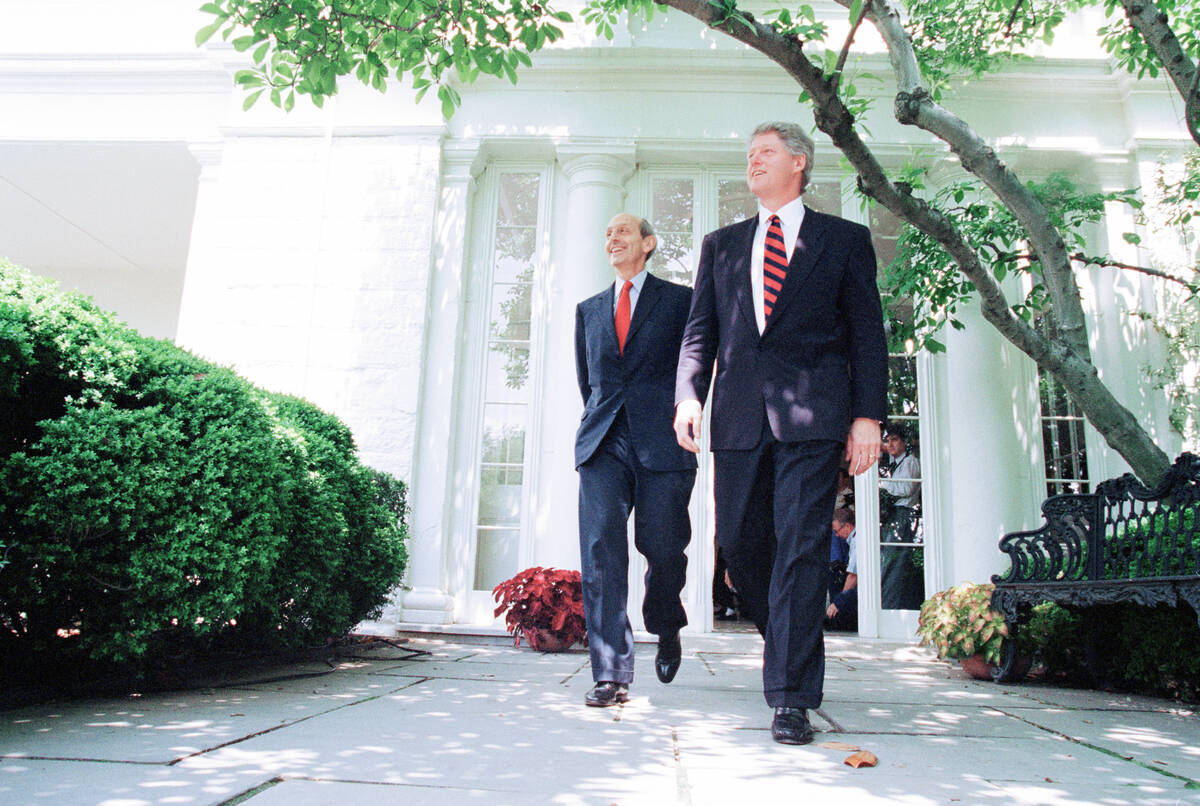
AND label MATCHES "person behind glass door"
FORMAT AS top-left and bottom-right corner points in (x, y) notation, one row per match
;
(825, 508), (858, 632)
